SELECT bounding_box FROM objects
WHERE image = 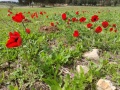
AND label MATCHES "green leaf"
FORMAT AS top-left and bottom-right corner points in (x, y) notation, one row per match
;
(0, 72), (4, 83)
